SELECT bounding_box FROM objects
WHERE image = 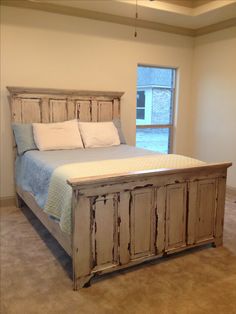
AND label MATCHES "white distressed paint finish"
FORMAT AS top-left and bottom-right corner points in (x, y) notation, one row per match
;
(8, 87), (123, 124)
(8, 87), (231, 291)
